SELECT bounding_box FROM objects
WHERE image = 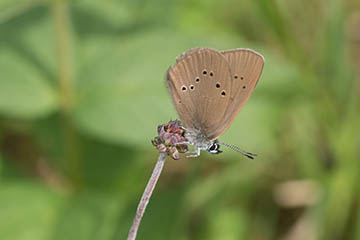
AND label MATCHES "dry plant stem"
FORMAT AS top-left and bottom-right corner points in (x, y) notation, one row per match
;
(127, 153), (167, 240)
